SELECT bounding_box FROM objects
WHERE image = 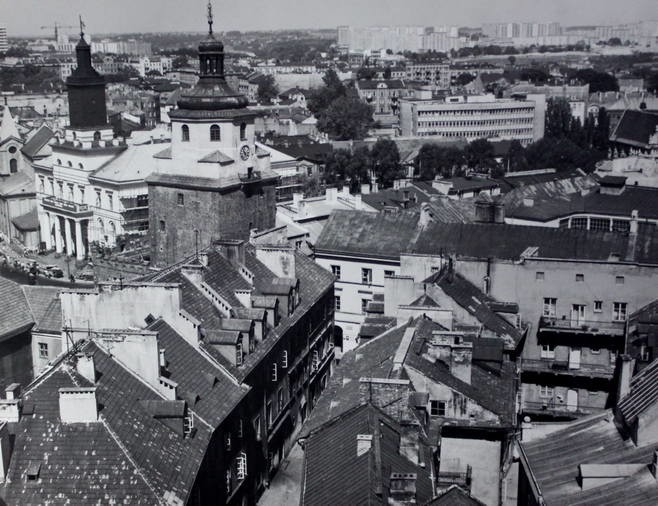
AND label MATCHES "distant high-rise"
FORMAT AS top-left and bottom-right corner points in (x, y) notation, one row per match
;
(0, 24), (8, 53)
